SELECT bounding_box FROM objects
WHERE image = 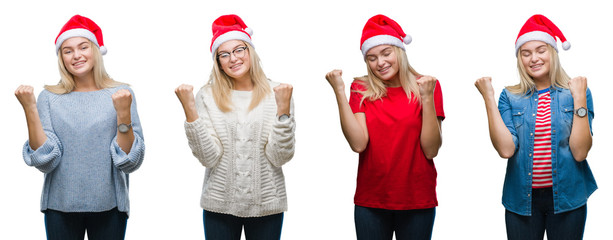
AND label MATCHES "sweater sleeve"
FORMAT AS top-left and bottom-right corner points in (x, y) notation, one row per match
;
(22, 90), (64, 173)
(265, 97), (296, 167)
(184, 88), (223, 168)
(111, 87), (145, 174)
